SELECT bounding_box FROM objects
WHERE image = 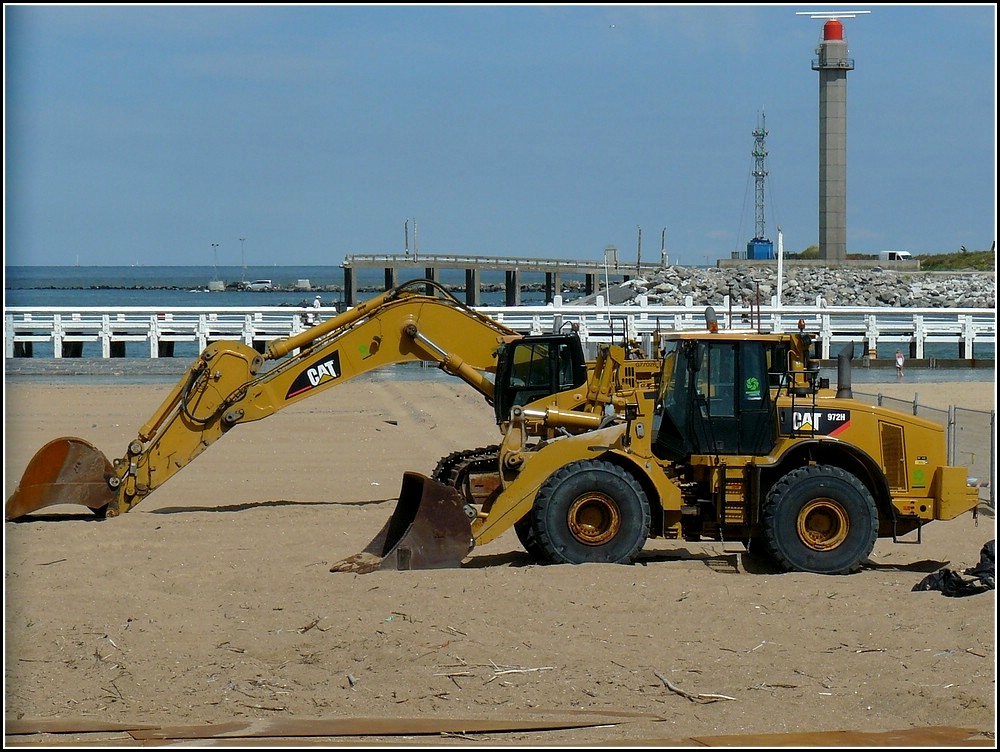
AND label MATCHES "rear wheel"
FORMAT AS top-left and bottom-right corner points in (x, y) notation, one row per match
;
(532, 459), (650, 565)
(761, 465), (878, 575)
